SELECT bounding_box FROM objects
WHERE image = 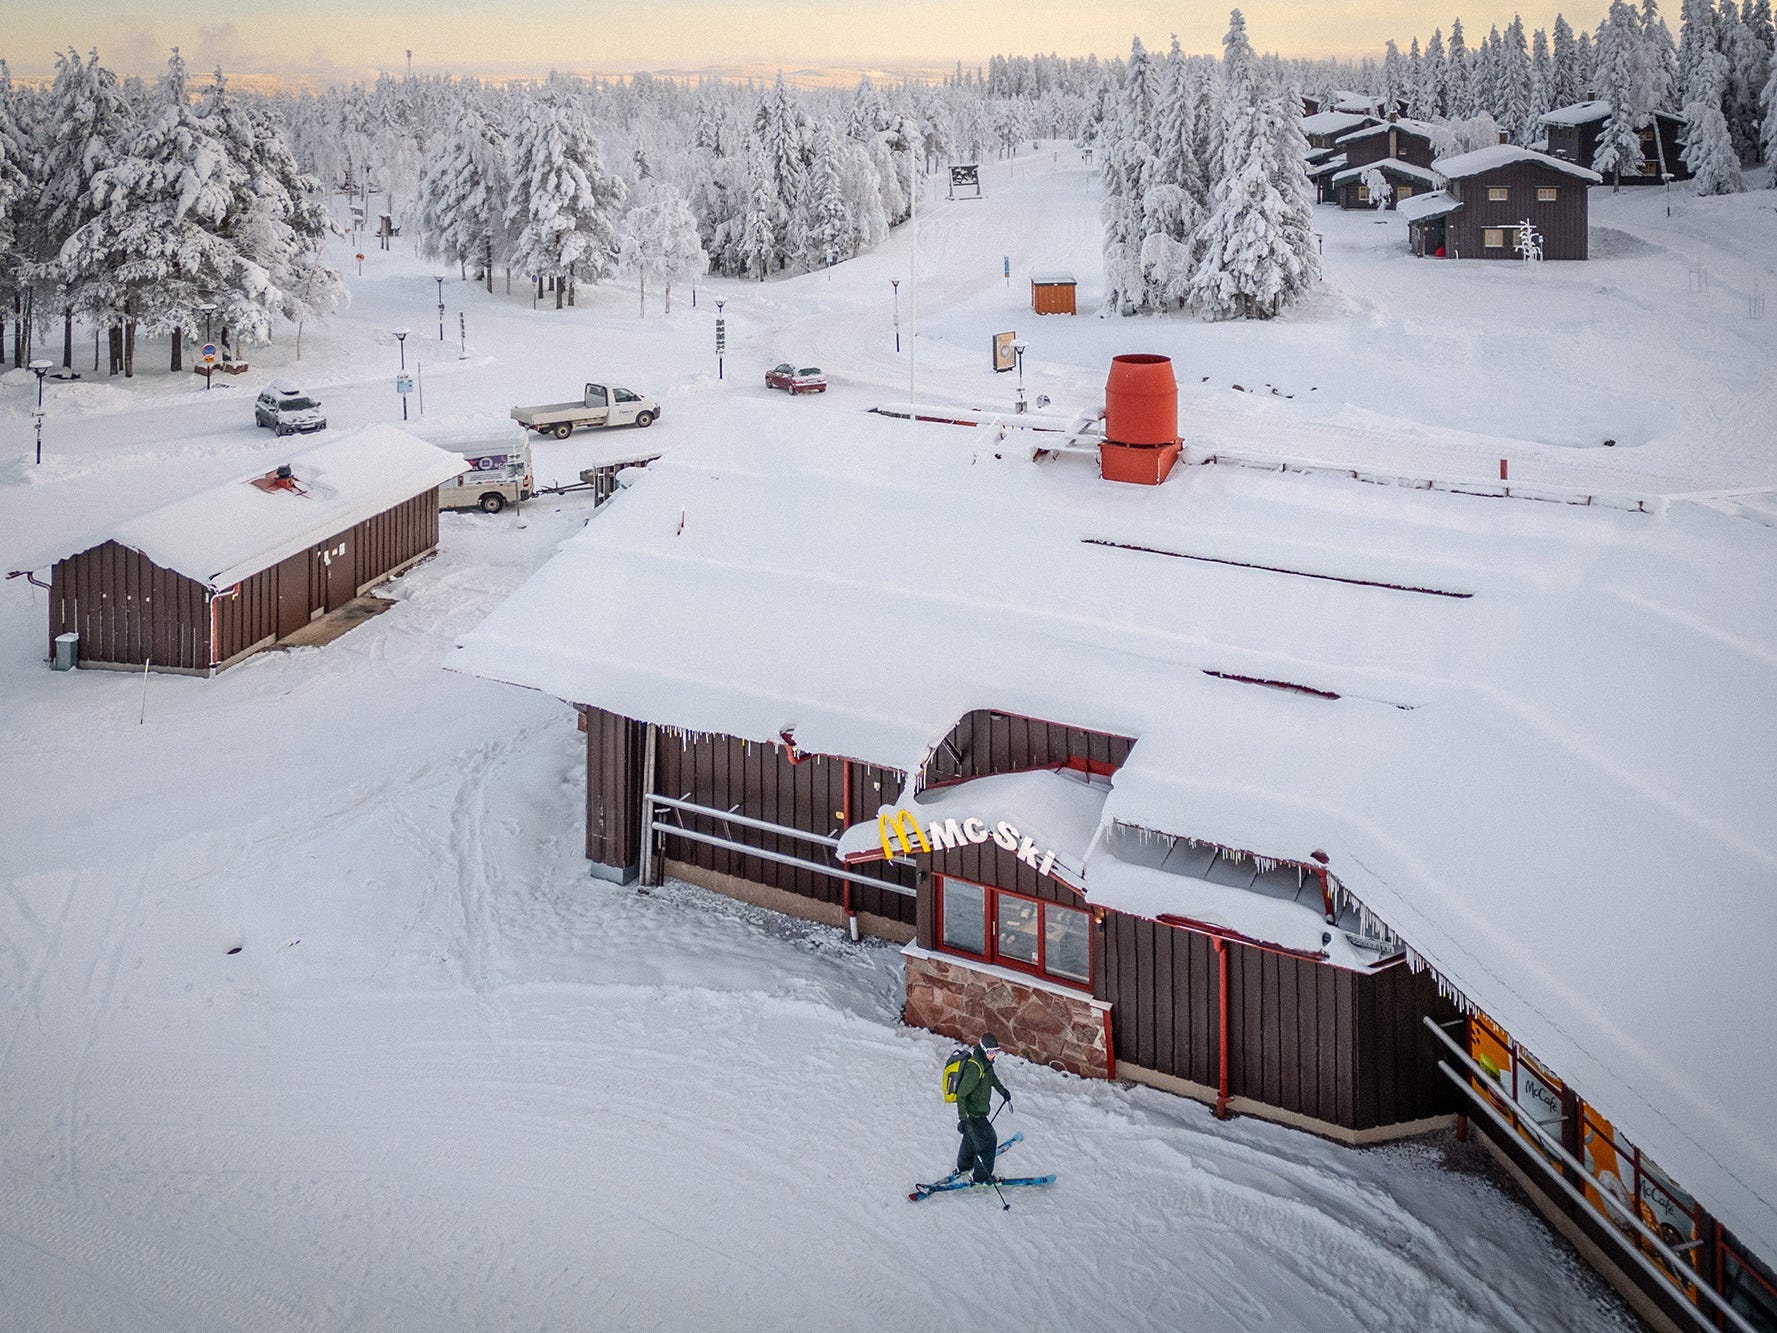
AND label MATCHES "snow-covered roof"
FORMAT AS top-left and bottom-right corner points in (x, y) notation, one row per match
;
(1539, 100), (1686, 127)
(1433, 144), (1605, 184)
(1334, 117), (1440, 145)
(451, 397), (1777, 1262)
(1332, 93), (1383, 114)
(1030, 271), (1076, 285)
(1300, 110), (1375, 137)
(43, 426), (468, 590)
(1397, 189), (1463, 223)
(1306, 154), (1349, 178)
(1331, 158), (1442, 187)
